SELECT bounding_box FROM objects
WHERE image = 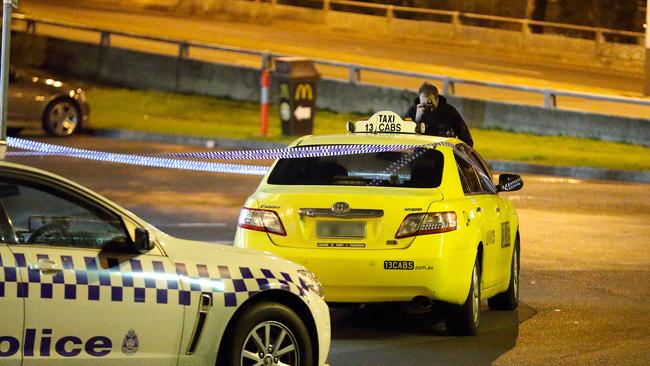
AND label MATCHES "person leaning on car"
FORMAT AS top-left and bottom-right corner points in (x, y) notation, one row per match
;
(404, 82), (474, 147)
